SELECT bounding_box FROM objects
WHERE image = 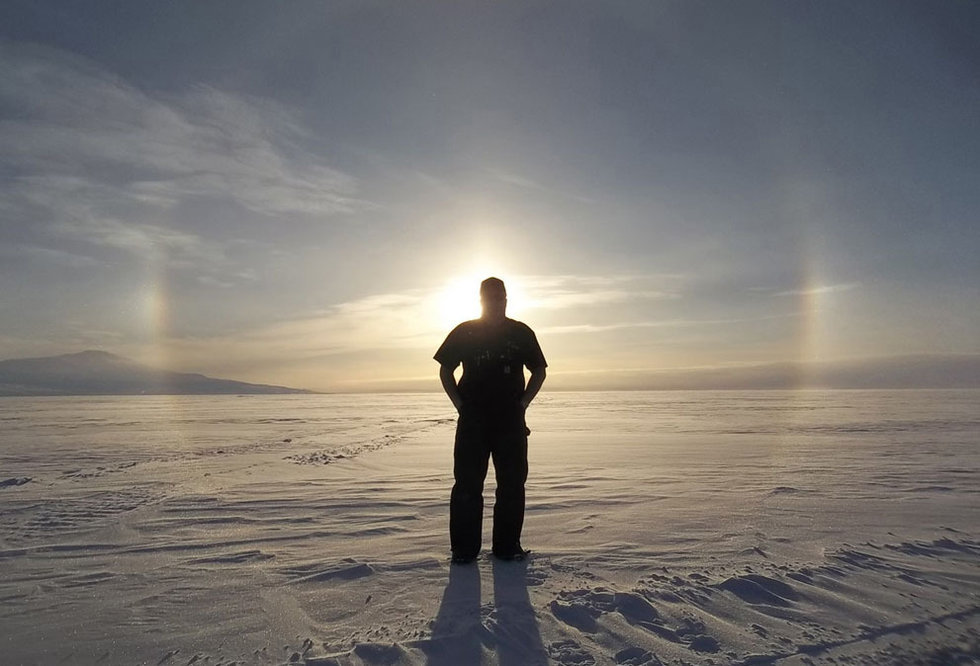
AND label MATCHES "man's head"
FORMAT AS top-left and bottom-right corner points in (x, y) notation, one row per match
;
(480, 277), (507, 321)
